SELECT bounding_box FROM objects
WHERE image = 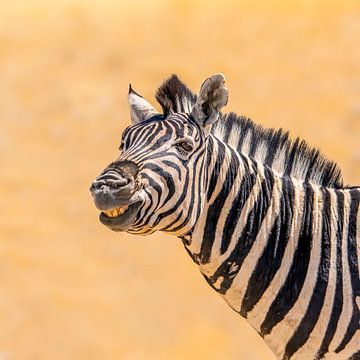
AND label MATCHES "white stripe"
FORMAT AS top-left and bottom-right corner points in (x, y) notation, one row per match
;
(328, 190), (353, 352)
(198, 161), (263, 277)
(185, 142), (232, 255)
(210, 164), (245, 259)
(182, 95), (192, 113)
(164, 155), (202, 235)
(271, 144), (287, 175)
(245, 178), (304, 332)
(263, 184), (323, 360)
(294, 189), (338, 359)
(221, 174), (282, 311)
(227, 124), (240, 150)
(253, 140), (268, 164)
(240, 129), (252, 155)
